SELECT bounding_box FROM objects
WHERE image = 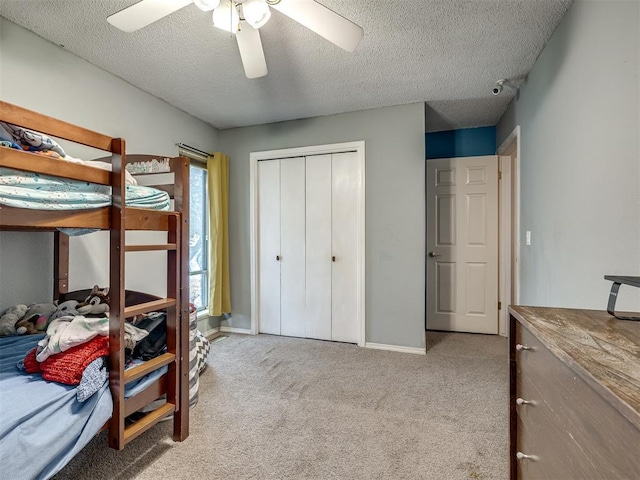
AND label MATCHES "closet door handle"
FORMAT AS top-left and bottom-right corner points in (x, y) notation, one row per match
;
(332, 256), (336, 262)
(276, 255), (280, 261)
